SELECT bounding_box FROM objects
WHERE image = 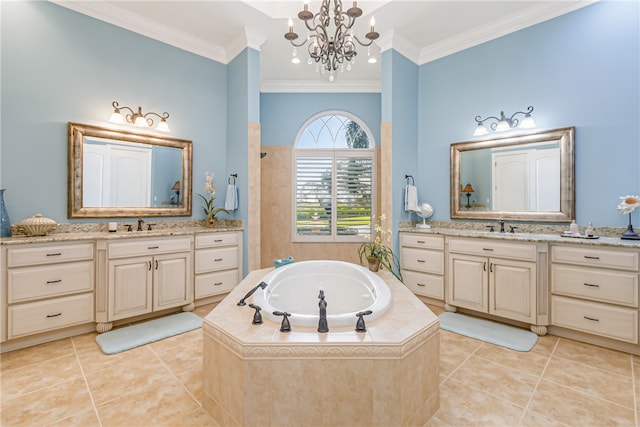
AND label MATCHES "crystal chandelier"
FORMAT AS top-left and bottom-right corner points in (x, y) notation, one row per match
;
(284, 0), (379, 82)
